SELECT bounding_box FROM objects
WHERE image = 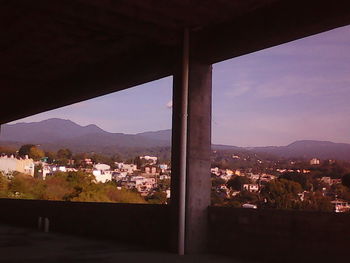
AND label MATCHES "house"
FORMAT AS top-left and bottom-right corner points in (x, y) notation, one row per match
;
(320, 177), (332, 185)
(159, 174), (170, 180)
(143, 165), (158, 174)
(260, 174), (276, 183)
(159, 164), (168, 172)
(331, 199), (350, 213)
(93, 163), (112, 183)
(0, 155), (35, 176)
(225, 169), (234, 176)
(320, 177), (341, 186)
(310, 158), (320, 165)
(140, 155), (158, 164)
(84, 158), (93, 165)
(211, 167), (220, 176)
(242, 184), (259, 193)
(250, 174), (261, 182)
(219, 174), (232, 181)
(126, 176), (157, 195)
(112, 172), (127, 182)
(115, 163), (137, 174)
